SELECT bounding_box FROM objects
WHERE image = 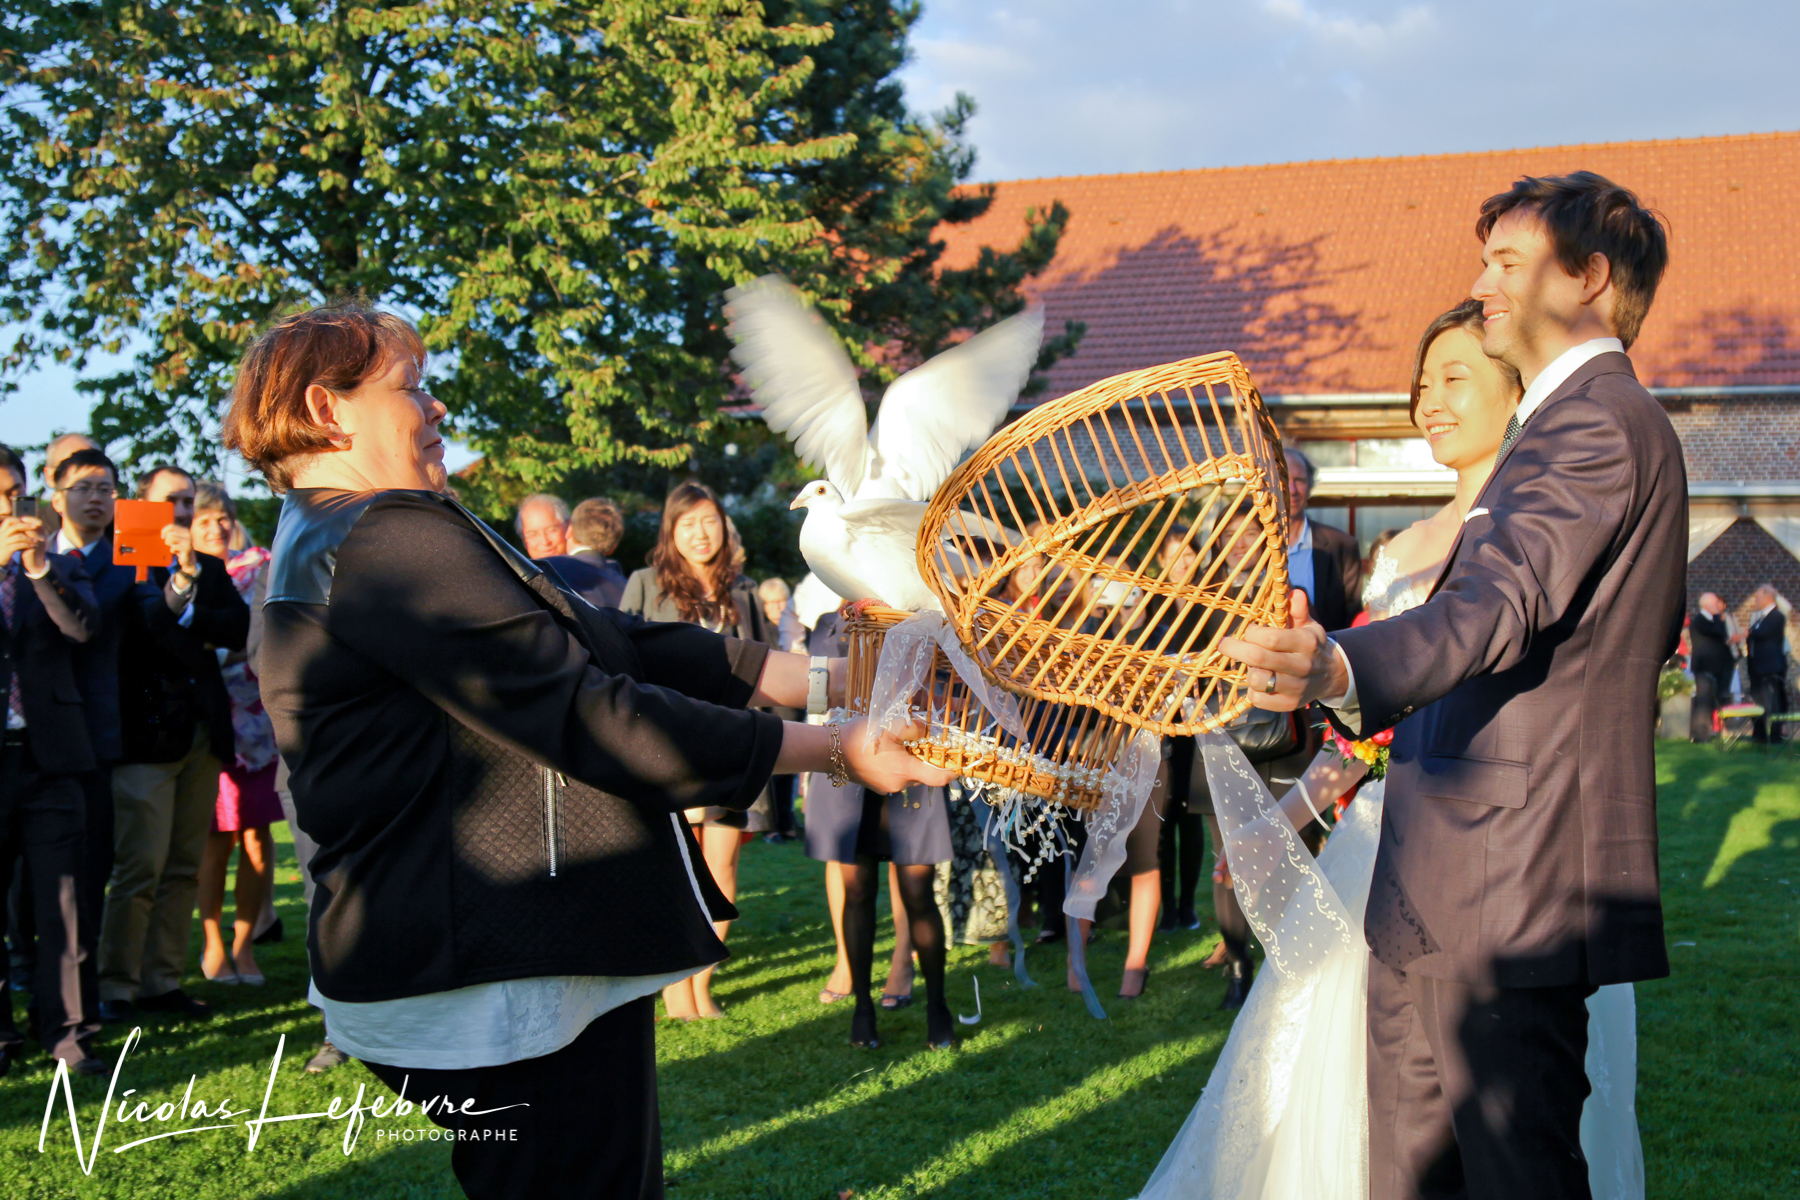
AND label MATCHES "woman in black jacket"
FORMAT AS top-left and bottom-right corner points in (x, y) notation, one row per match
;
(224, 302), (950, 1200)
(621, 481), (774, 1019)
